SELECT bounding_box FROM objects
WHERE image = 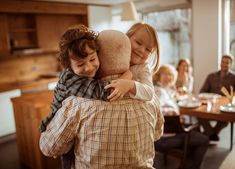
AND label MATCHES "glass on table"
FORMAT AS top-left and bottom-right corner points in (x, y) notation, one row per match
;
(206, 100), (212, 111)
